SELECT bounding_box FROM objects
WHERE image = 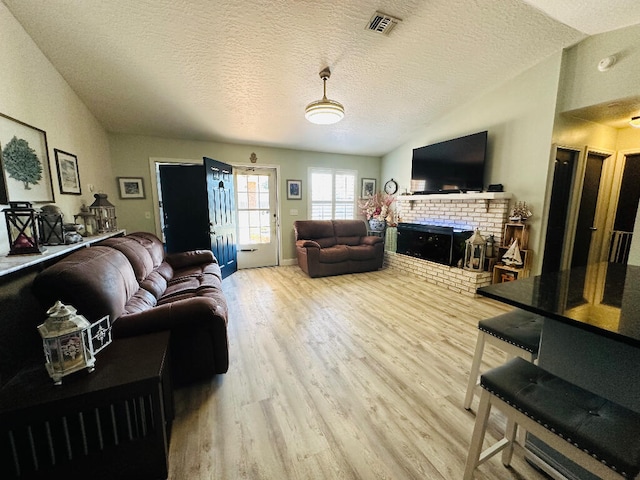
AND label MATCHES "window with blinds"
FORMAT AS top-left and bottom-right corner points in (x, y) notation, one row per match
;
(310, 168), (356, 220)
